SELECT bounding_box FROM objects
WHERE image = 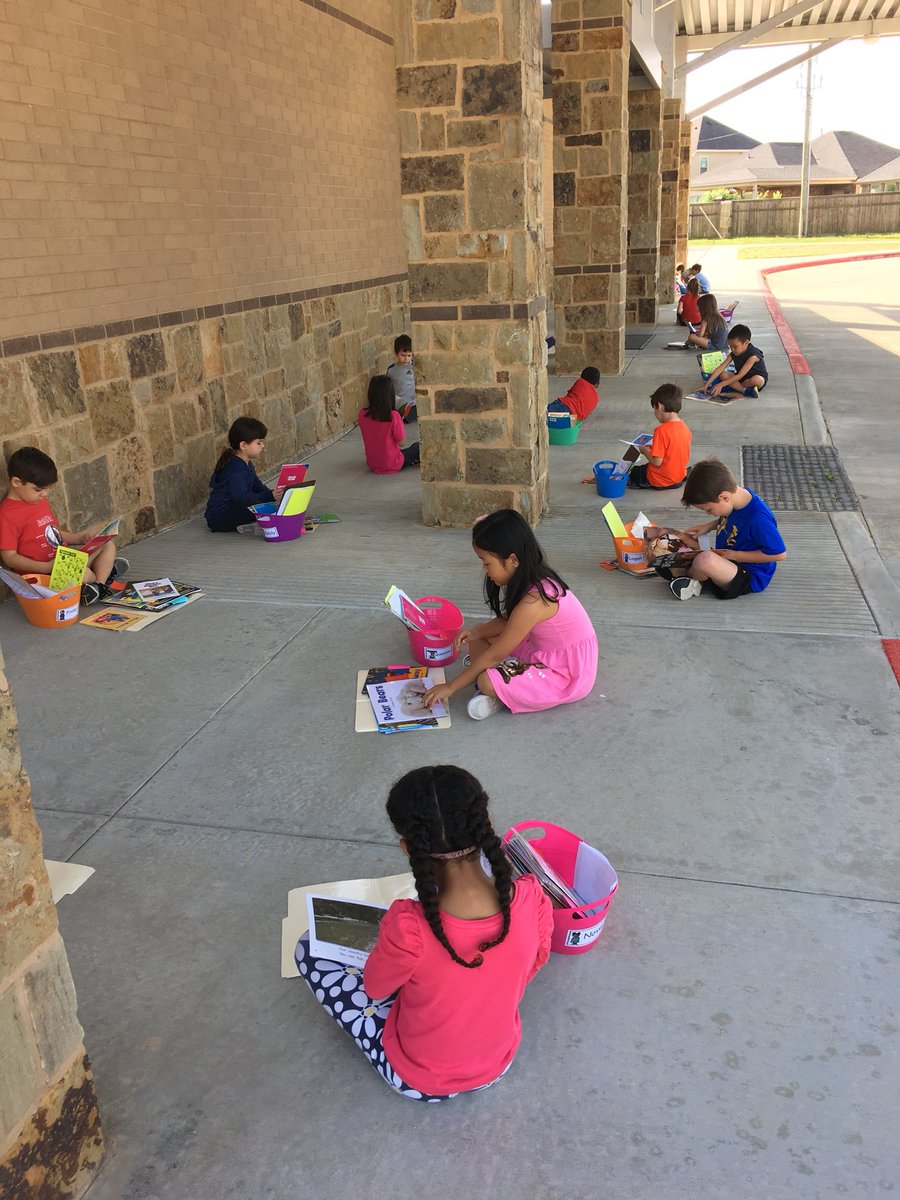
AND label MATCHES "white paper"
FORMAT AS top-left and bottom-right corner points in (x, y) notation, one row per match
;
(281, 872), (416, 977)
(630, 511), (652, 538)
(698, 532), (713, 551)
(44, 860), (95, 903)
(0, 567), (45, 598)
(133, 577), (179, 602)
